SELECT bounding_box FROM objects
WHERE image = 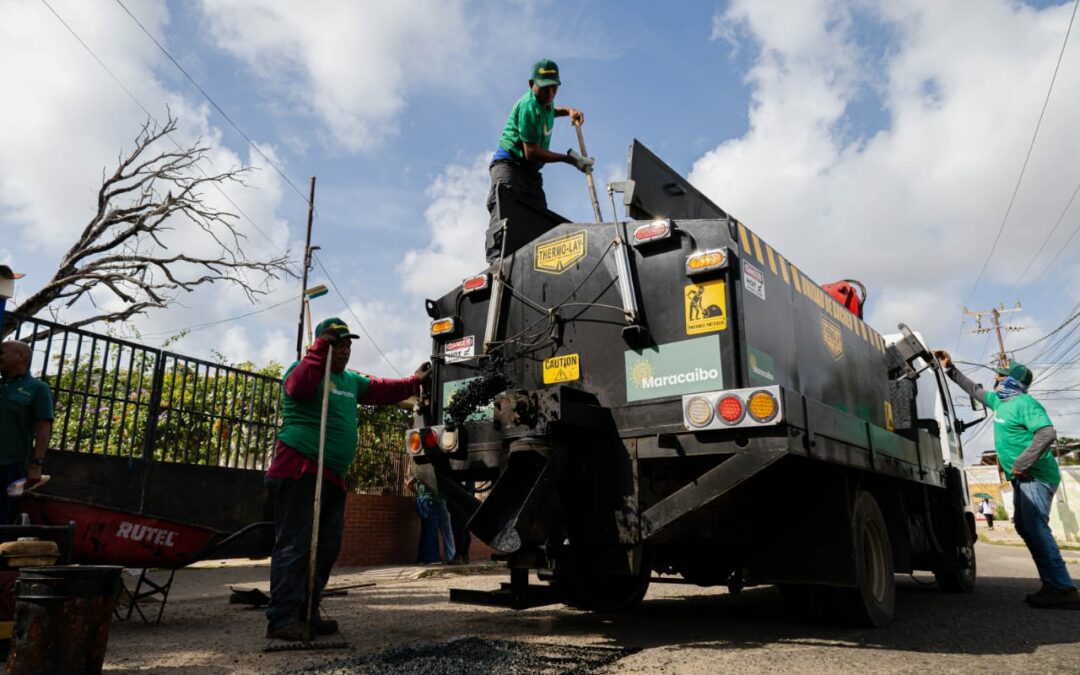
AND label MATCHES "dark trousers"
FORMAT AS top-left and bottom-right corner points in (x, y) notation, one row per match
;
(485, 158), (546, 262)
(985, 514), (994, 529)
(265, 474), (346, 630)
(0, 462), (26, 527)
(449, 500), (472, 562)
